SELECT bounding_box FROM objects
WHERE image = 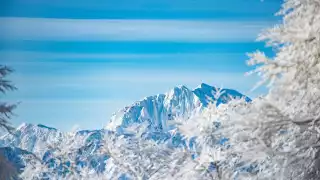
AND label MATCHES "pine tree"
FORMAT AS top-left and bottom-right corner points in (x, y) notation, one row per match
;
(0, 65), (17, 133)
(0, 66), (18, 180)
